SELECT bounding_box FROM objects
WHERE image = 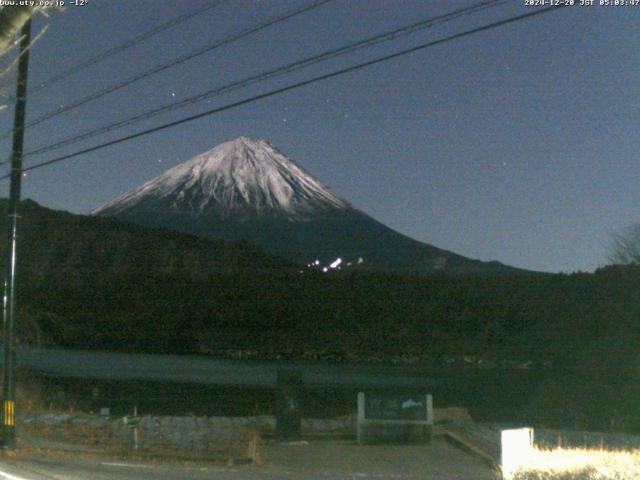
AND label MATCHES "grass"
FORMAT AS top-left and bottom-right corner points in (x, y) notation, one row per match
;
(512, 447), (640, 480)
